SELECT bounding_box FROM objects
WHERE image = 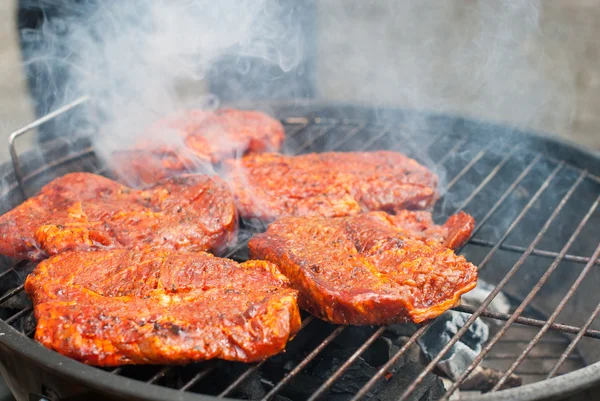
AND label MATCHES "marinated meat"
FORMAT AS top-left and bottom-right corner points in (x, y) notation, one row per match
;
(0, 172), (237, 261)
(25, 249), (301, 366)
(112, 109), (285, 186)
(248, 211), (477, 325)
(386, 209), (475, 250)
(225, 151), (438, 221)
